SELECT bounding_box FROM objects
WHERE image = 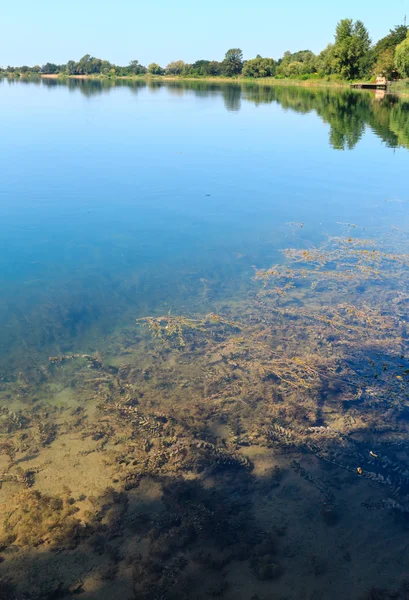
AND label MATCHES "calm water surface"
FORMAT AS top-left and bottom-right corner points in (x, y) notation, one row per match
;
(1, 78), (409, 600)
(1, 79), (408, 369)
